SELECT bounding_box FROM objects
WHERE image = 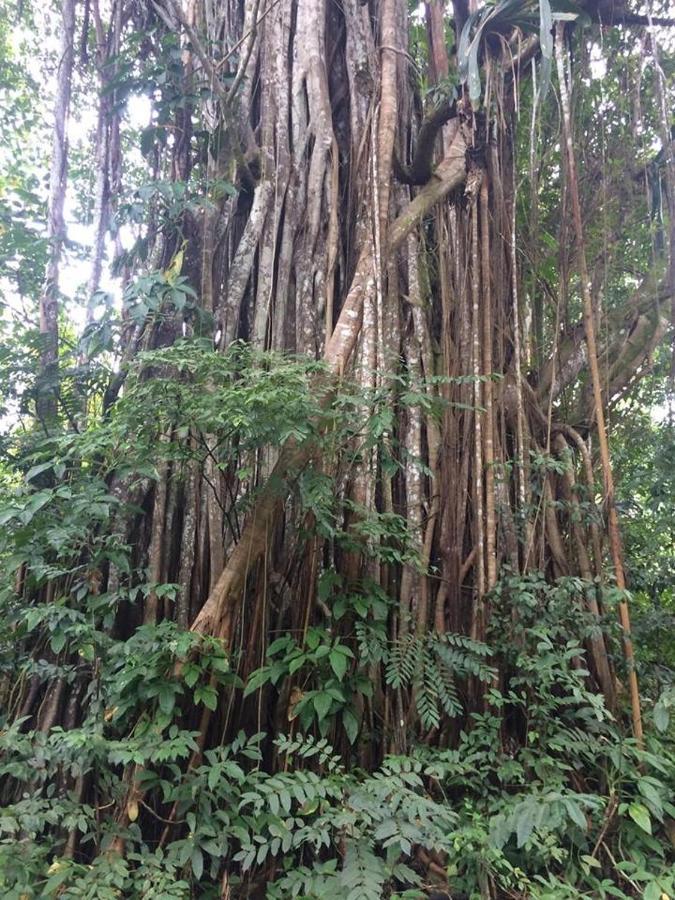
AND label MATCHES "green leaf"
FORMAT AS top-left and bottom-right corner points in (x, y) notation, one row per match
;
(329, 649), (348, 681)
(195, 685), (218, 710)
(313, 692), (333, 722)
(43, 864), (72, 894)
(50, 629), (66, 654)
(25, 461), (53, 482)
(563, 797), (587, 830)
(279, 789), (292, 813)
(0, 507), (17, 526)
(305, 628), (321, 651)
(515, 801), (537, 848)
(628, 802), (651, 834)
(207, 766), (220, 791)
(24, 609), (44, 632)
(654, 697), (670, 732)
(643, 882), (663, 900)
(243, 666), (270, 697)
(191, 847), (204, 880)
(20, 490), (52, 523)
(637, 779), (663, 820)
(343, 708), (359, 744)
(288, 654), (306, 675)
(266, 629), (291, 656)
(158, 684), (176, 715)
